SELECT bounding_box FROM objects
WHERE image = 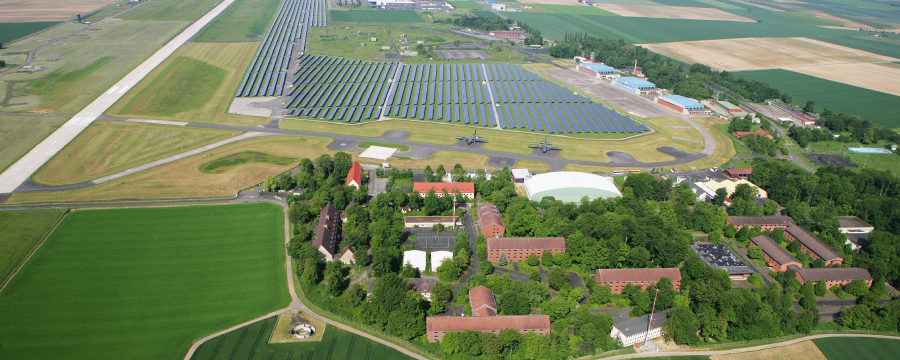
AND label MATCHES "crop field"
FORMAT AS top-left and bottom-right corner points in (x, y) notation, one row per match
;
(193, 0), (282, 42)
(0, 0), (116, 22)
(0, 21), (61, 43)
(787, 62), (900, 97)
(32, 120), (241, 185)
(775, 11), (843, 26)
(448, 0), (485, 9)
(329, 10), (424, 22)
(191, 316), (412, 360)
(109, 42), (268, 127)
(237, 0), (326, 97)
(116, 0), (222, 21)
(736, 69), (900, 129)
(541, 4), (618, 15)
(592, 4), (755, 21)
(121, 57), (226, 116)
(812, 337), (900, 360)
(0, 115), (66, 173)
(0, 203), (289, 360)
(818, 36), (900, 59)
(0, 209), (65, 285)
(711, 340), (827, 360)
(200, 151), (296, 174)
